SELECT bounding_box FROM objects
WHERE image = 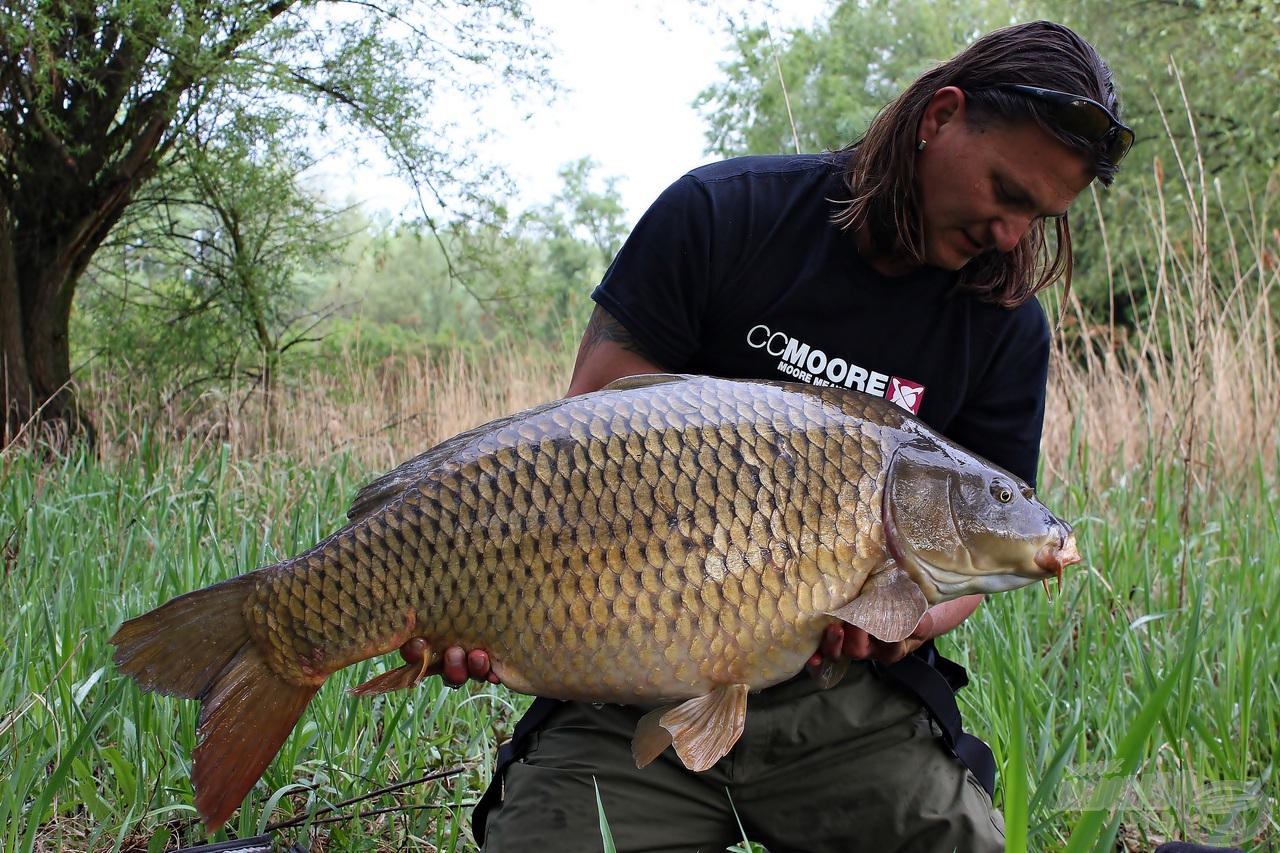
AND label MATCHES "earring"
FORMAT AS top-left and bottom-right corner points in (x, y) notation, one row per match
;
(917, 139), (928, 151)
